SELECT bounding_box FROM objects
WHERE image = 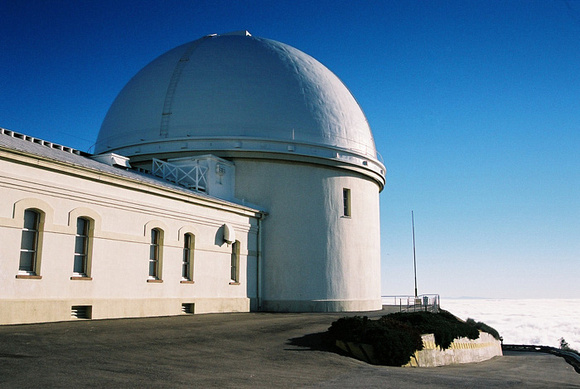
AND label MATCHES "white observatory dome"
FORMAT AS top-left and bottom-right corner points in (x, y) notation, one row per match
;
(96, 31), (384, 186)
